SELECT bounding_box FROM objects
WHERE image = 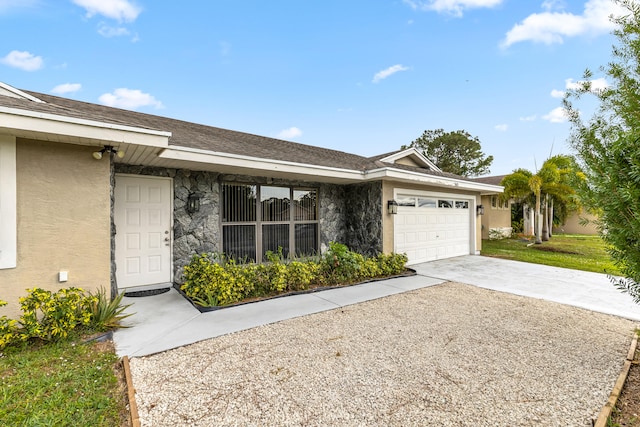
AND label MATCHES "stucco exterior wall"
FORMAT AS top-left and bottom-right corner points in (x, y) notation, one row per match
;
(553, 210), (599, 235)
(0, 139), (111, 318)
(480, 195), (512, 239)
